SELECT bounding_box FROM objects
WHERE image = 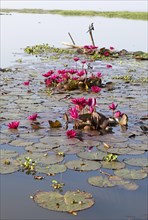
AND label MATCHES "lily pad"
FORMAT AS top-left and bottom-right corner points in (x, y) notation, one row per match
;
(36, 164), (67, 175)
(65, 160), (101, 171)
(124, 158), (148, 167)
(55, 145), (83, 155)
(100, 161), (125, 170)
(38, 154), (64, 165)
(33, 190), (94, 213)
(10, 139), (34, 147)
(77, 151), (107, 161)
(0, 149), (19, 159)
(0, 159), (19, 174)
(25, 143), (53, 153)
(114, 168), (147, 179)
(88, 175), (130, 188)
(106, 147), (144, 155)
